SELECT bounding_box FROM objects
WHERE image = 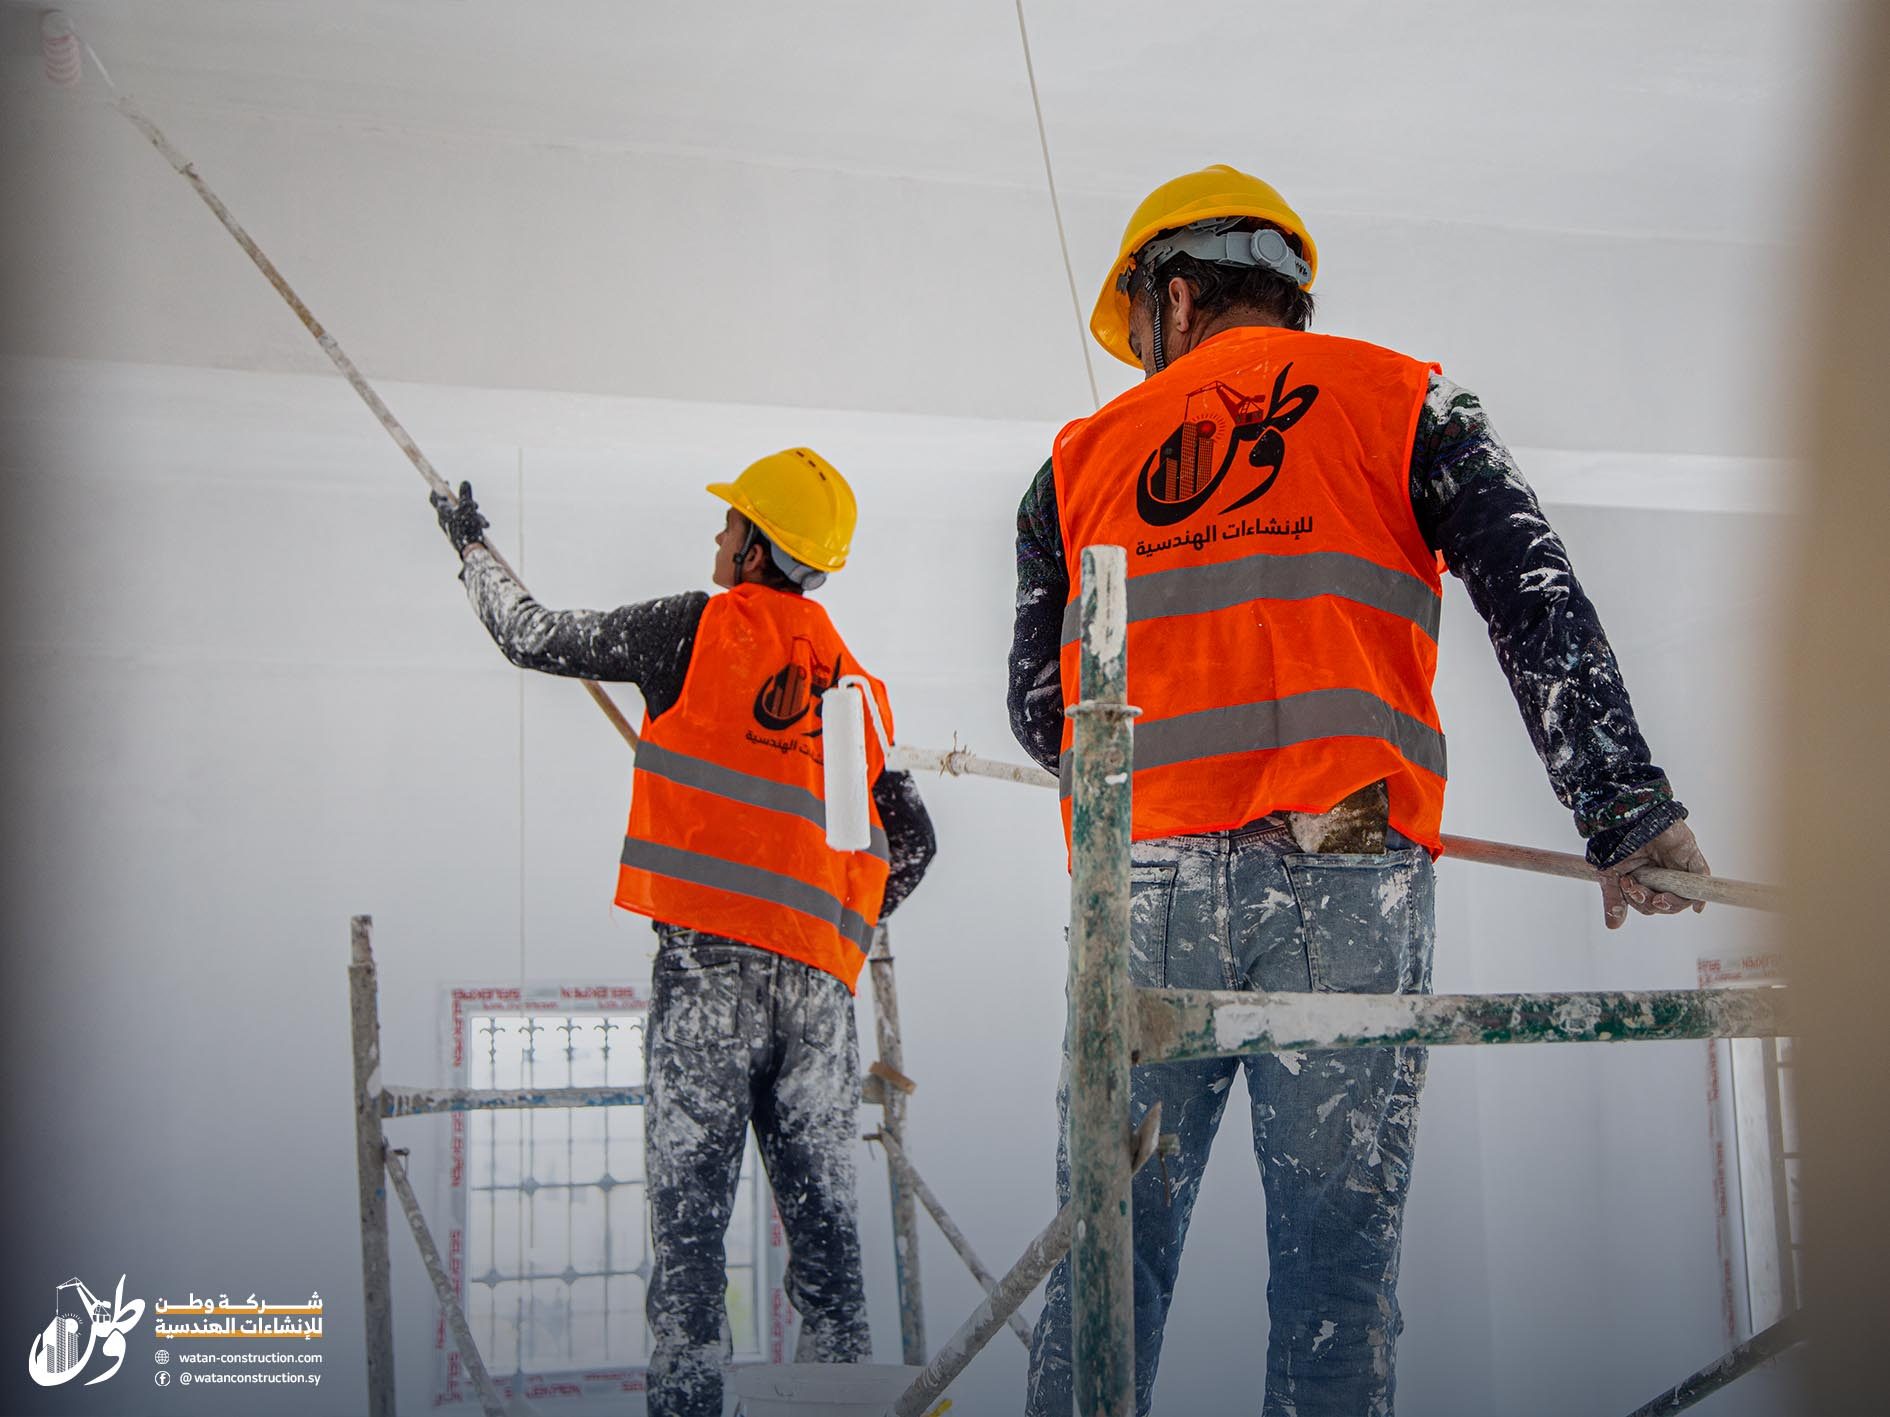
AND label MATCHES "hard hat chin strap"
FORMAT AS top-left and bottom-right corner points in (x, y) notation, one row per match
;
(1144, 268), (1168, 375)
